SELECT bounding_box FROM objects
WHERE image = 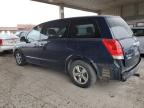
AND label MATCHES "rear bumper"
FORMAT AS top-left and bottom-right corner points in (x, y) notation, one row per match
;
(0, 46), (14, 52)
(95, 58), (141, 81)
(121, 58), (141, 81)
